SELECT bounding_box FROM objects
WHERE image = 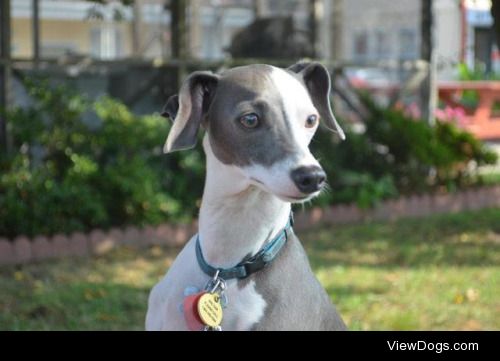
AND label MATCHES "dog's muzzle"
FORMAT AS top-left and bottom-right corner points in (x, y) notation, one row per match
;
(290, 166), (326, 194)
